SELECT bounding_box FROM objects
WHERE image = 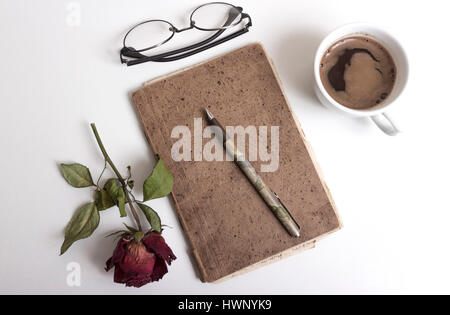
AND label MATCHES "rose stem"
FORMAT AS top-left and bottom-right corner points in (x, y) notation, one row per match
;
(90, 123), (142, 231)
